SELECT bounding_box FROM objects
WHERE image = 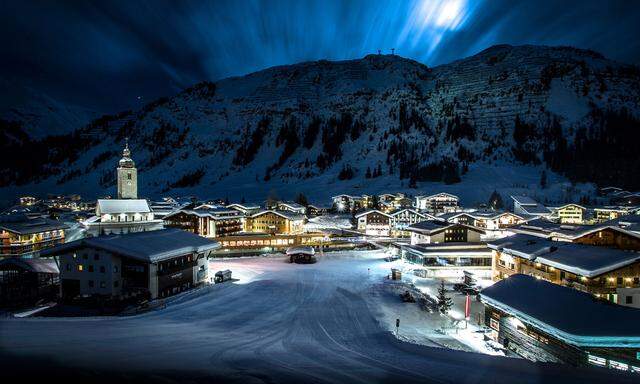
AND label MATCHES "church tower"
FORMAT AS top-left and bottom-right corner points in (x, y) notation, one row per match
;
(117, 139), (138, 199)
